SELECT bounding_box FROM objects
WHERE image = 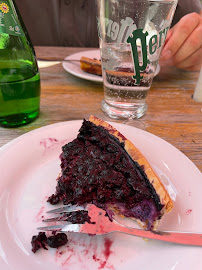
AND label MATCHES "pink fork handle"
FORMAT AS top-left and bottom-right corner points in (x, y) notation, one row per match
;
(116, 225), (202, 246)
